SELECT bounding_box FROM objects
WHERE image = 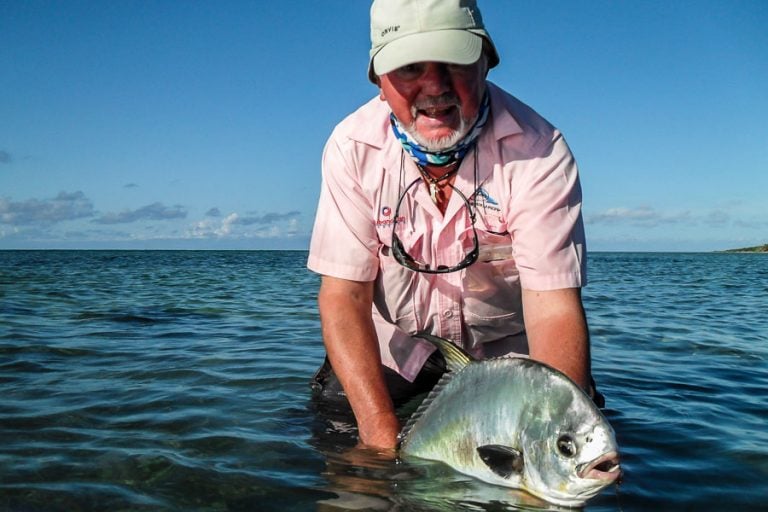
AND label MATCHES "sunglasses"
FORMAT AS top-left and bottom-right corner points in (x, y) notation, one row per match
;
(391, 177), (479, 274)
